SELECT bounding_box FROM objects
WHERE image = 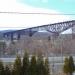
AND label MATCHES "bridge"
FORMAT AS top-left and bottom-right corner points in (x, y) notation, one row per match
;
(3, 20), (75, 40)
